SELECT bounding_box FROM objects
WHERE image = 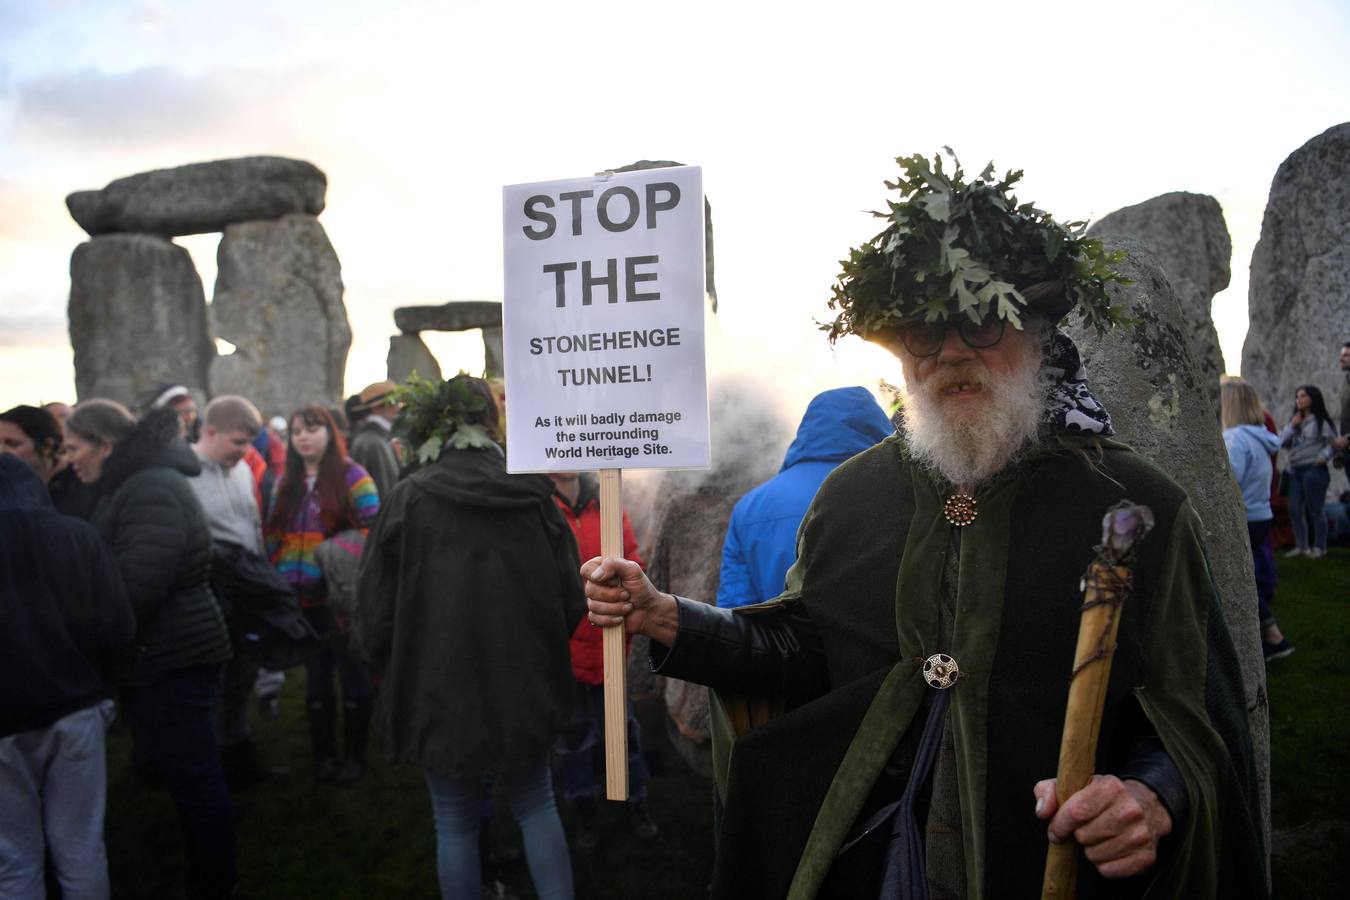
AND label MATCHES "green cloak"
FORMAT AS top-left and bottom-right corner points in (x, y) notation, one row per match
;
(679, 435), (1264, 899)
